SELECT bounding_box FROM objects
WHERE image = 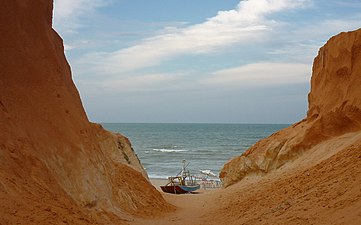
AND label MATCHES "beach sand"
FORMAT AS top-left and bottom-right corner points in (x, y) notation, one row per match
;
(140, 178), (224, 225)
(150, 178), (168, 188)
